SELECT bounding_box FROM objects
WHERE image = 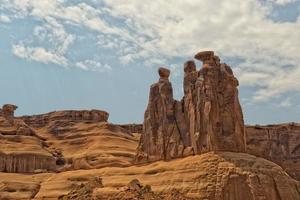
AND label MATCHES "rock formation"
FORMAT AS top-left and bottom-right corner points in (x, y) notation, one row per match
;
(136, 67), (189, 162)
(0, 104), (17, 122)
(137, 51), (246, 162)
(0, 104), (56, 173)
(119, 124), (143, 134)
(20, 110), (109, 128)
(58, 177), (103, 200)
(246, 123), (300, 180)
